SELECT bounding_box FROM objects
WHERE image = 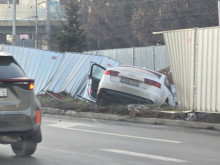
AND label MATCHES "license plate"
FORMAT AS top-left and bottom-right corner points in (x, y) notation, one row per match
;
(121, 77), (139, 86)
(0, 89), (7, 97)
